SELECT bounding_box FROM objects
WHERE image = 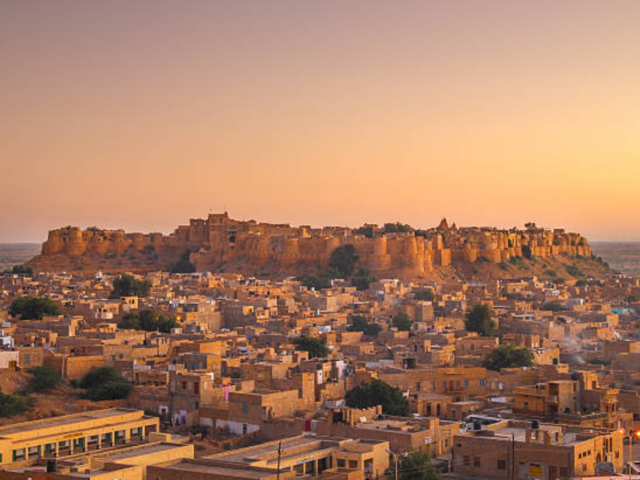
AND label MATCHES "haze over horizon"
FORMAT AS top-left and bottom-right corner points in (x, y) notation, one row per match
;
(2, 0), (640, 242)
